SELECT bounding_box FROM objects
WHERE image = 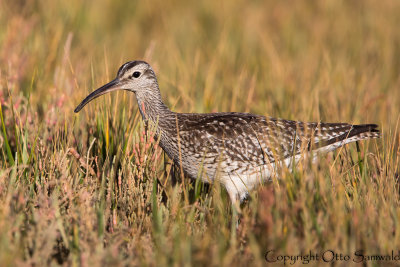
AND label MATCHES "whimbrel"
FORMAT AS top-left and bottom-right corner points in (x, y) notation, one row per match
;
(74, 61), (380, 203)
